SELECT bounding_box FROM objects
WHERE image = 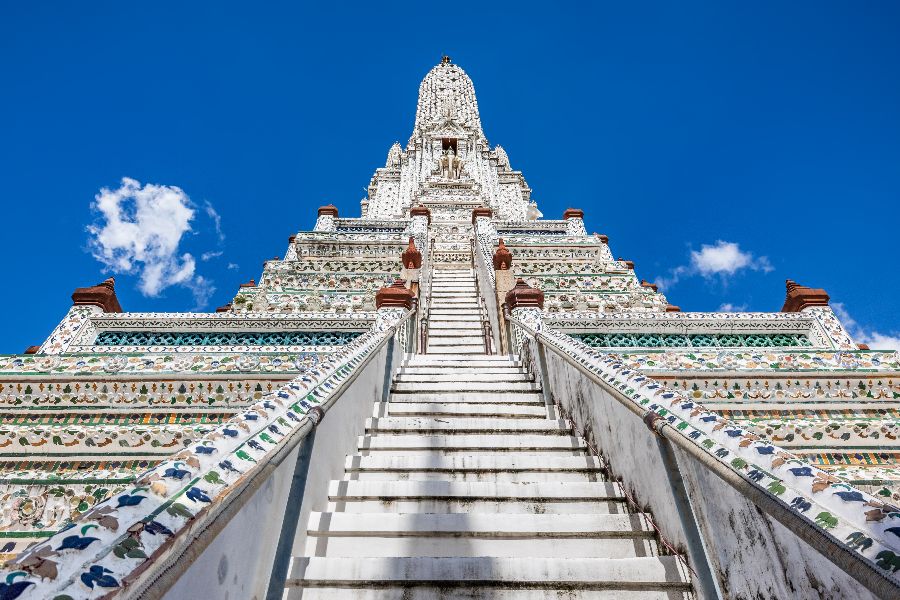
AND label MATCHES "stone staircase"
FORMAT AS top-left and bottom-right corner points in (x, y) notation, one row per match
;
(426, 268), (486, 355)
(285, 353), (693, 598)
